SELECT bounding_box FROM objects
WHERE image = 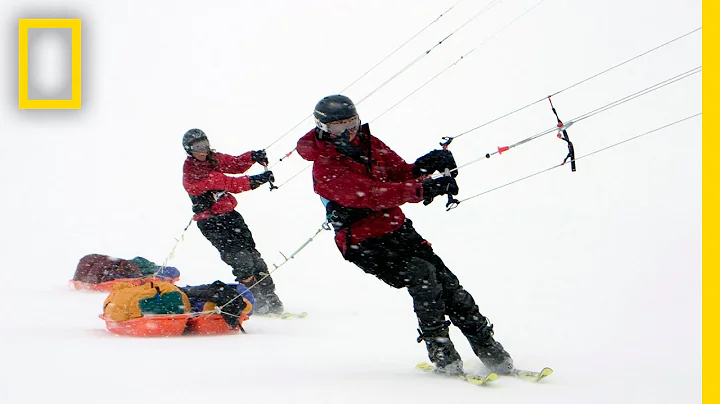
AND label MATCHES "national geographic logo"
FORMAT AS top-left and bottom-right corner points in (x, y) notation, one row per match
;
(18, 18), (81, 109)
